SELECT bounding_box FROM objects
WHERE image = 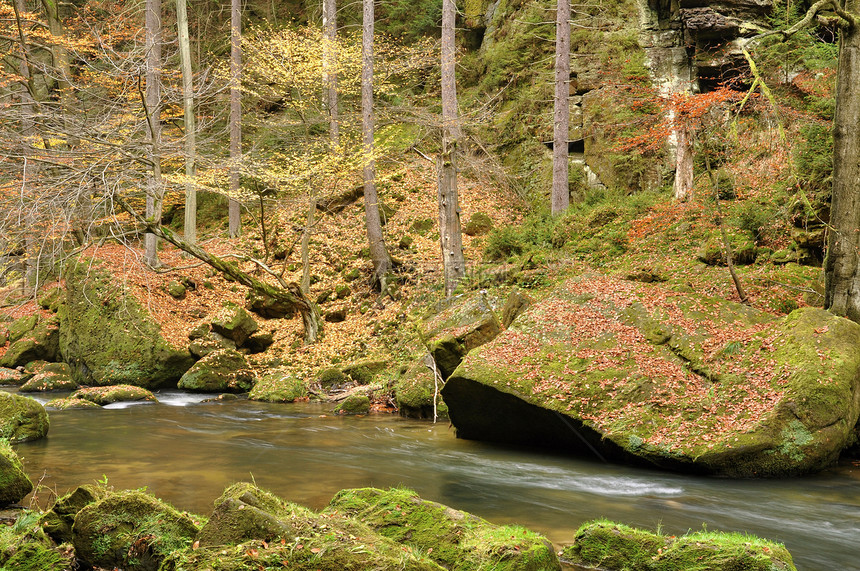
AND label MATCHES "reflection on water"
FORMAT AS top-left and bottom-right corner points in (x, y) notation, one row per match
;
(14, 394), (860, 570)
